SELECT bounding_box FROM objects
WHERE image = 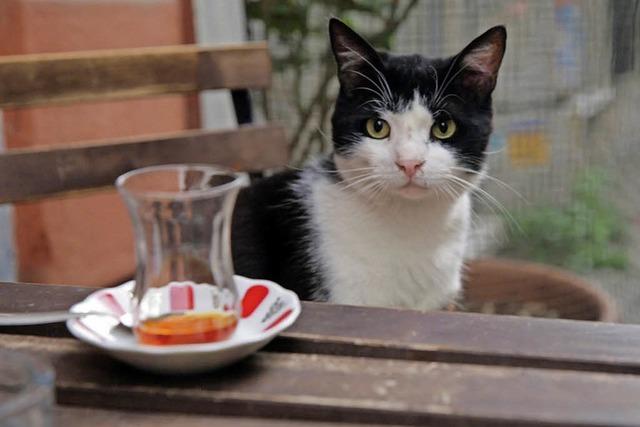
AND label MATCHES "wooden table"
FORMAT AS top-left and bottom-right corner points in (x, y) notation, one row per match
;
(2, 281), (640, 426)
